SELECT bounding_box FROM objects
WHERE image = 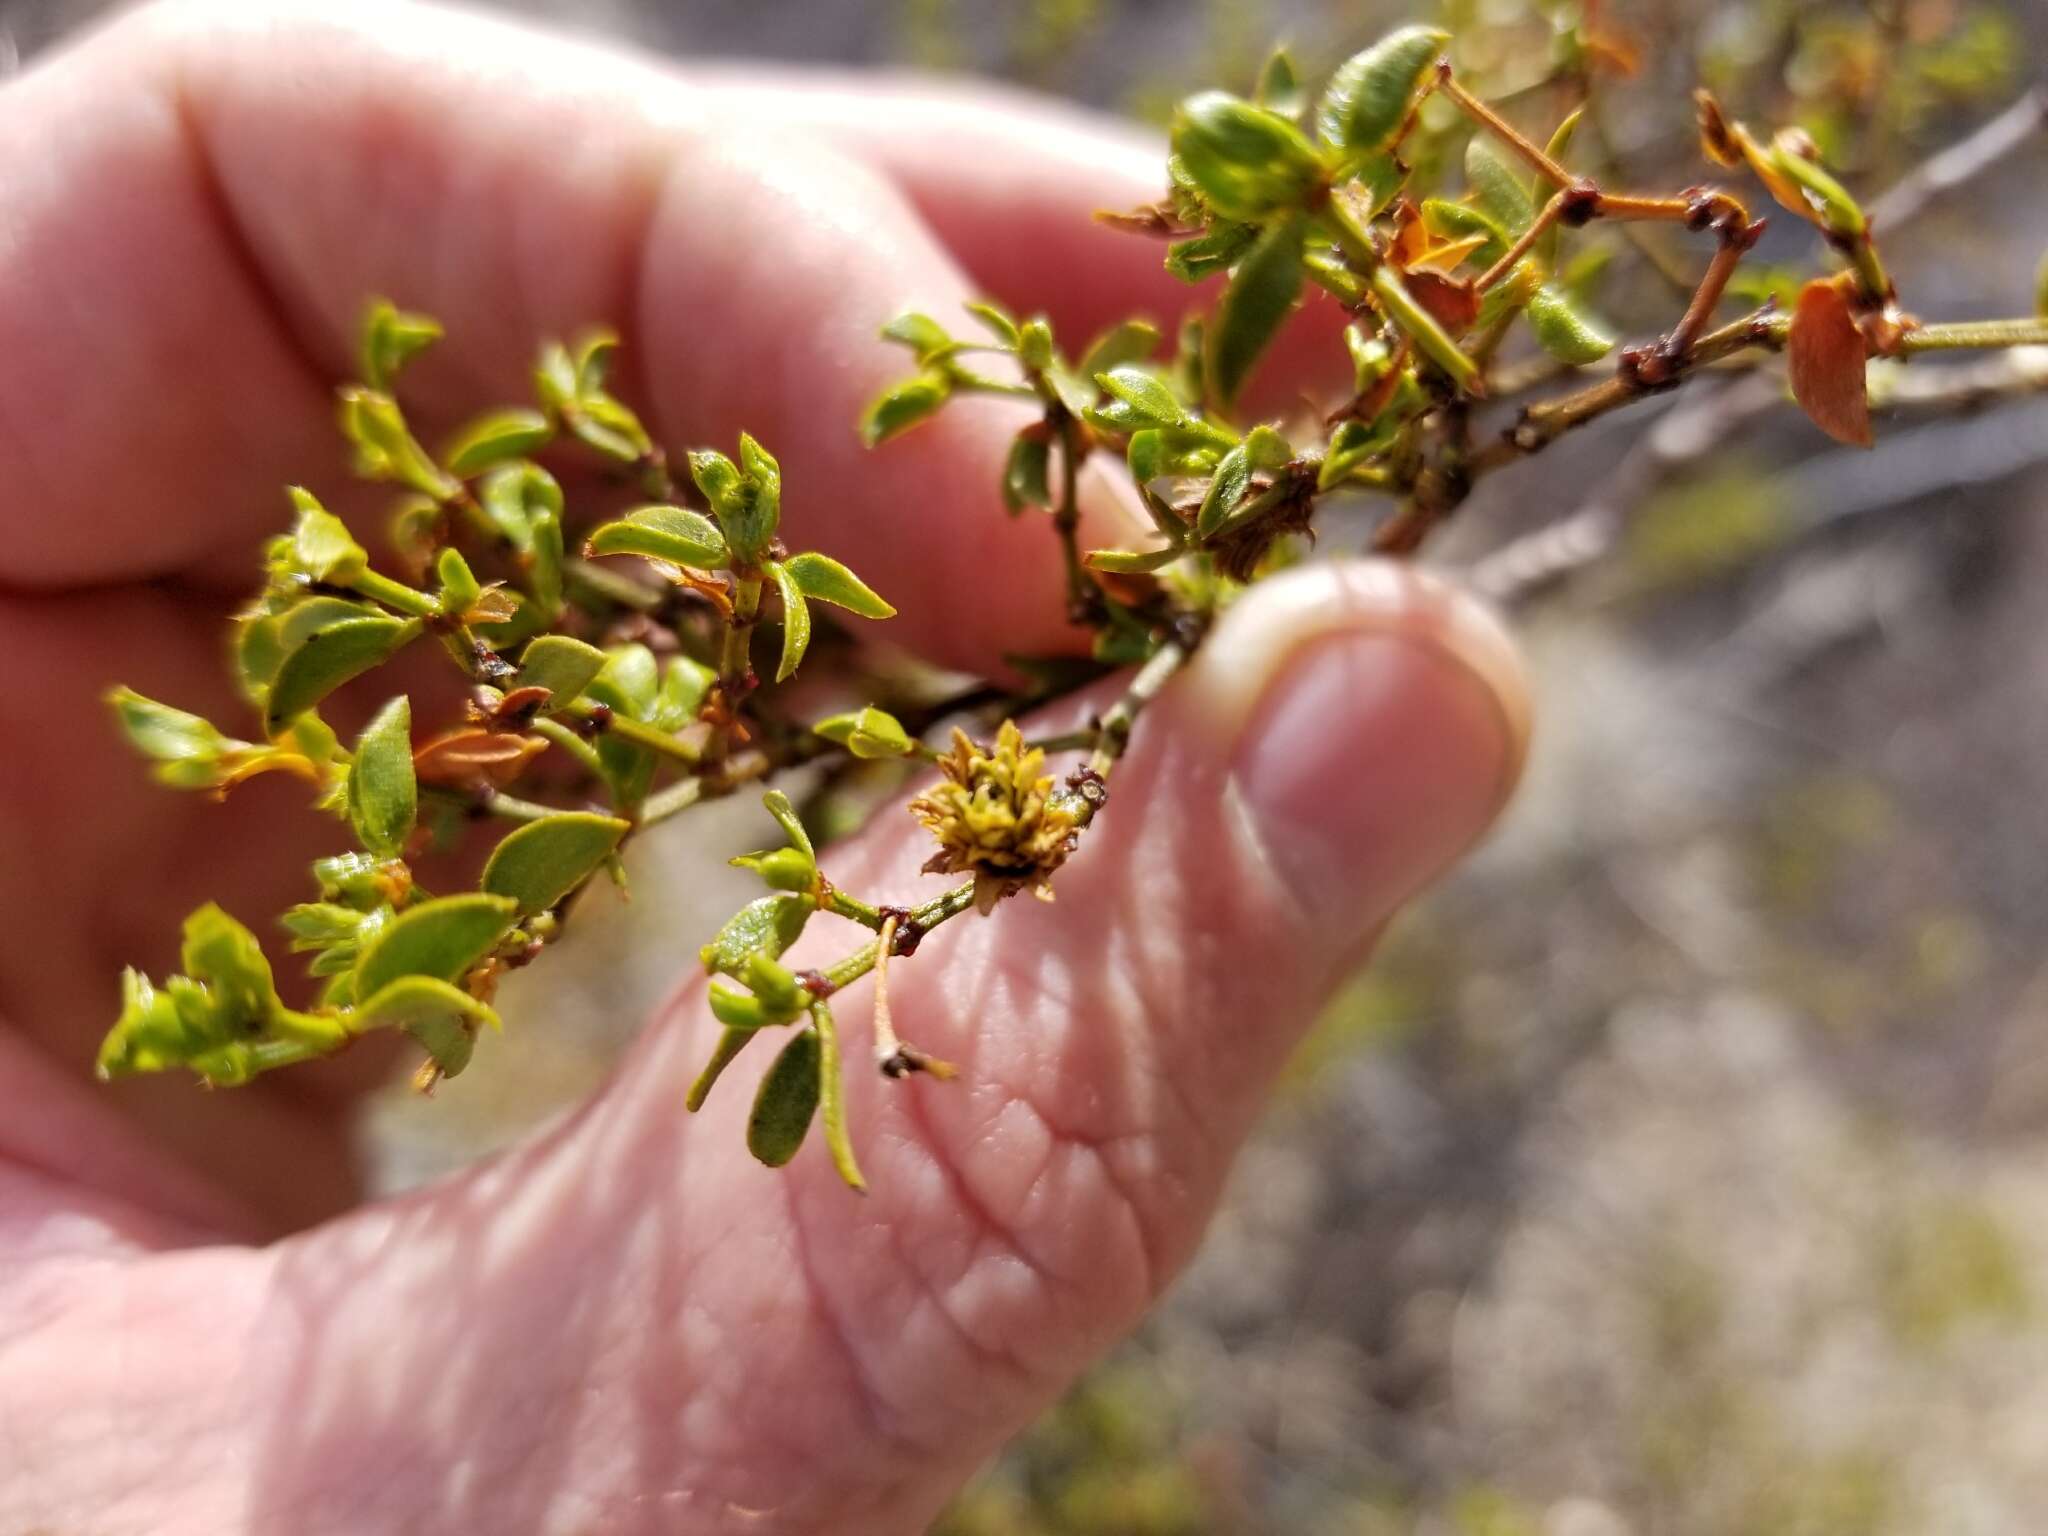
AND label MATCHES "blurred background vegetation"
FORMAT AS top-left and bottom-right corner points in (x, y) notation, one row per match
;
(9, 0), (2048, 1530)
